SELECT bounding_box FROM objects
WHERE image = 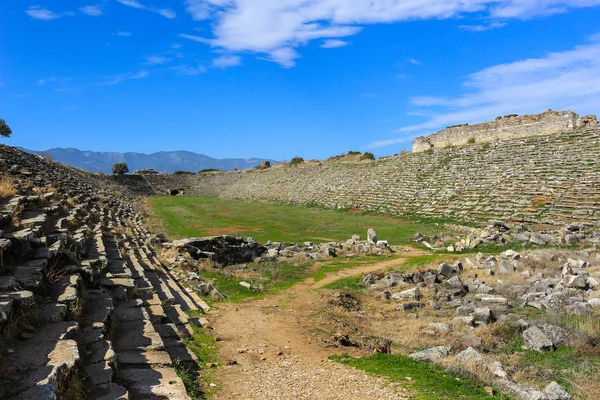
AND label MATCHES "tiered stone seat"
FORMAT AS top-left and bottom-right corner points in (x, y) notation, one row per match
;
(0, 144), (205, 399)
(138, 127), (600, 224)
